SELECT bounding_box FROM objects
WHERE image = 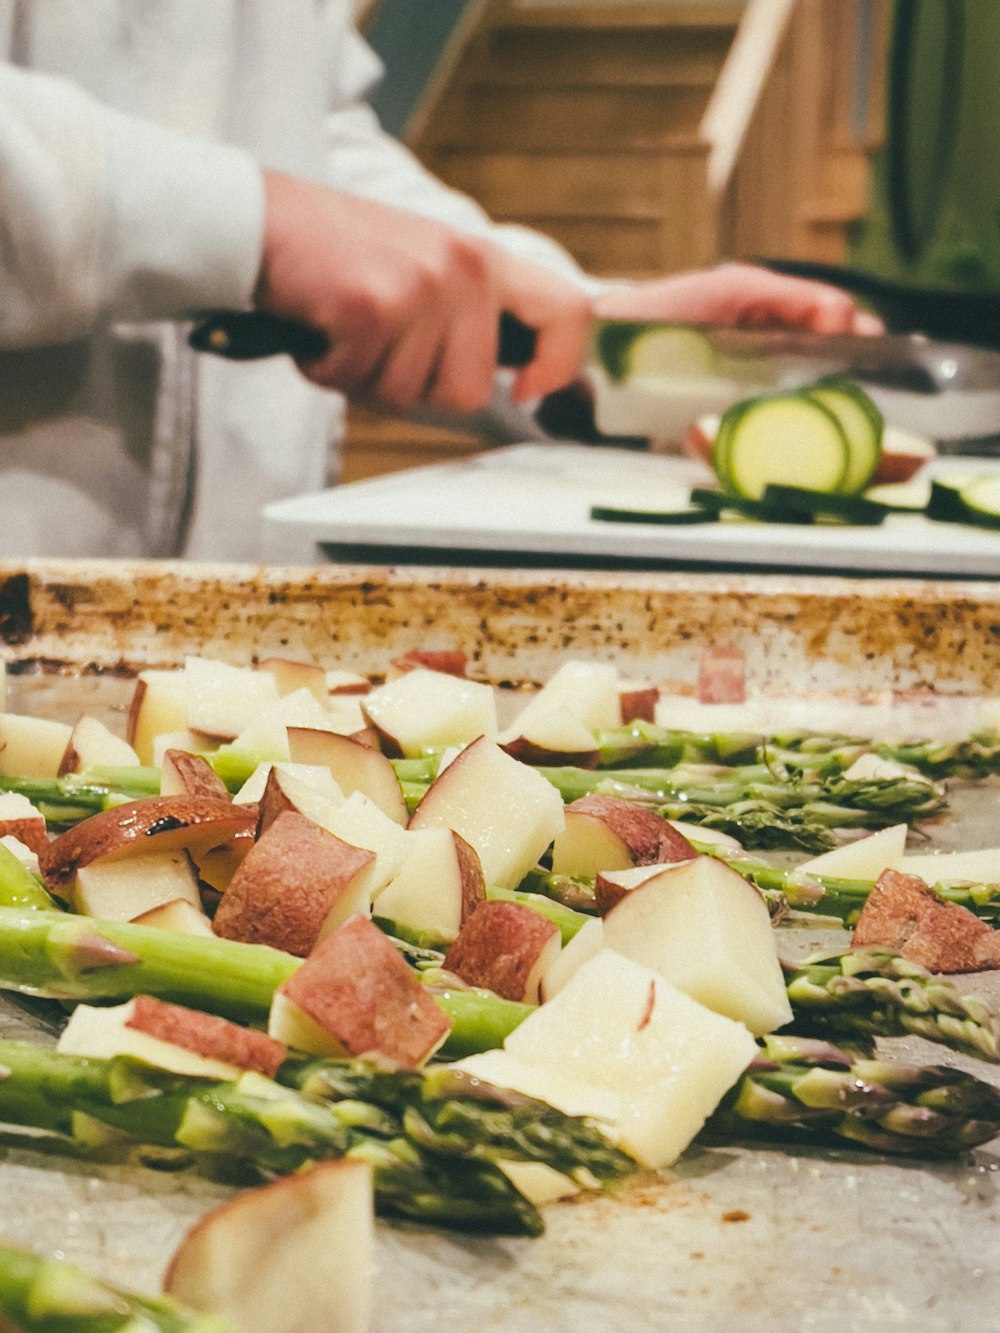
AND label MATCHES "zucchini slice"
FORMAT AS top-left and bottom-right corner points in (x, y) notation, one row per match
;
(712, 393), (849, 500)
(689, 487), (815, 525)
(805, 380), (884, 493)
(958, 476), (1000, 528)
(761, 484), (888, 526)
(589, 504), (718, 526)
